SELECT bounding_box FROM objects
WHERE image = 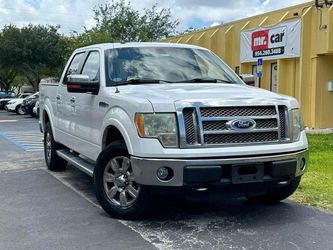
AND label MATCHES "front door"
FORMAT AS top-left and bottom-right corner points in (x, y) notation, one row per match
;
(69, 50), (101, 159)
(56, 51), (86, 148)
